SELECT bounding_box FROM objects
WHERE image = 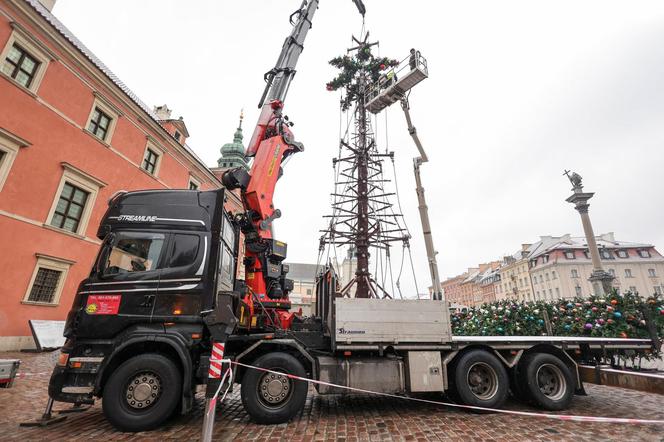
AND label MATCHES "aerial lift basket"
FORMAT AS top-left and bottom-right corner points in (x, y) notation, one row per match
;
(365, 52), (428, 114)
